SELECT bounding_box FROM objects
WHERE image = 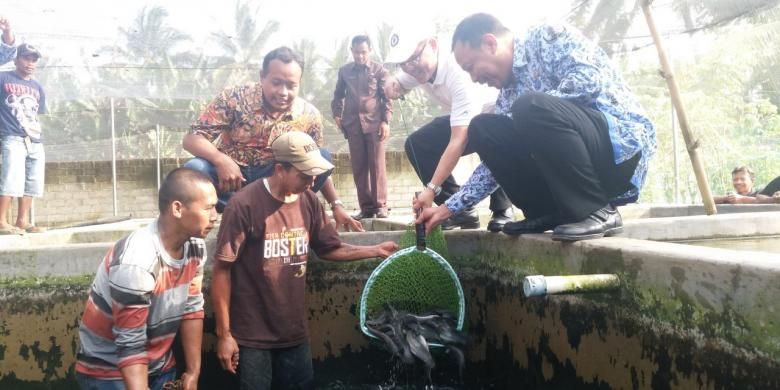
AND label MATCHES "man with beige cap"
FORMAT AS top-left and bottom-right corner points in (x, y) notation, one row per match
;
(210, 131), (398, 390)
(384, 27), (514, 232)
